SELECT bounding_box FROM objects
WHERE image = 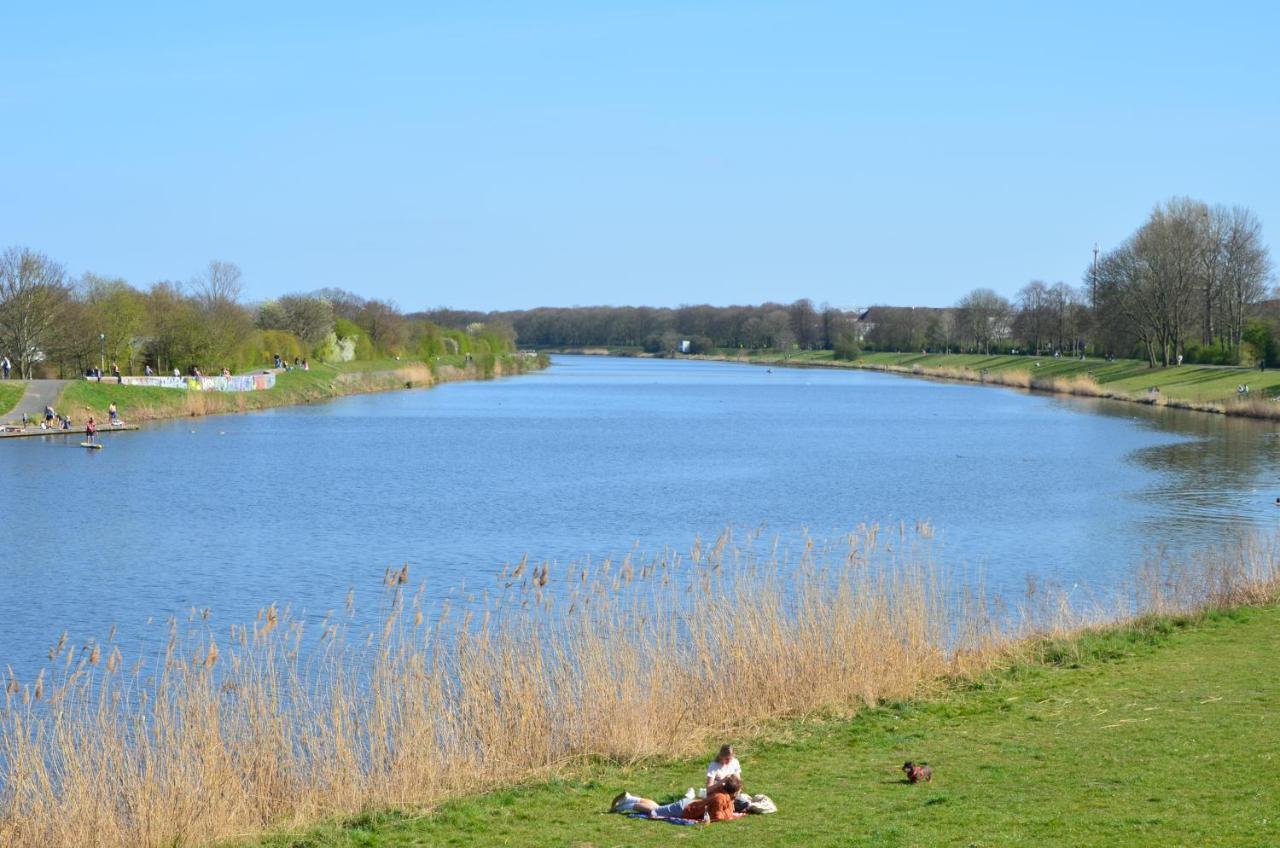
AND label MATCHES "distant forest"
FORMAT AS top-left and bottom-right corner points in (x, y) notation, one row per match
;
(422, 197), (1276, 367)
